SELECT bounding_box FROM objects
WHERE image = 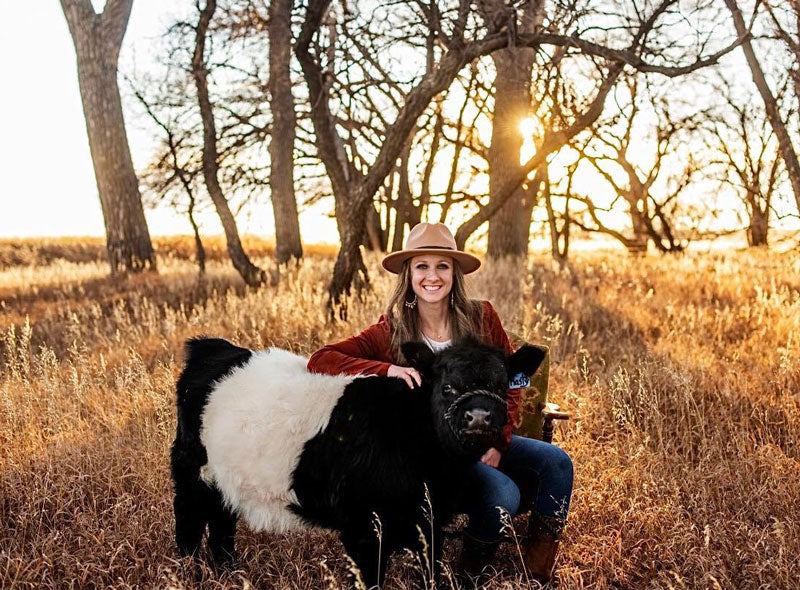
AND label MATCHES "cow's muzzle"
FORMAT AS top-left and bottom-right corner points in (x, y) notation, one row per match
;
(445, 389), (505, 440)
